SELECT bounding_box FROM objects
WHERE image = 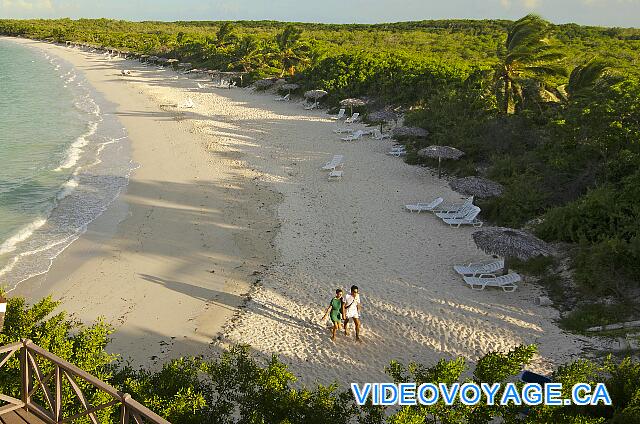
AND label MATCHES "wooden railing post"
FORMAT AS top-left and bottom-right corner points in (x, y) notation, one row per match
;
(121, 394), (131, 424)
(20, 340), (30, 409)
(55, 365), (61, 421)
